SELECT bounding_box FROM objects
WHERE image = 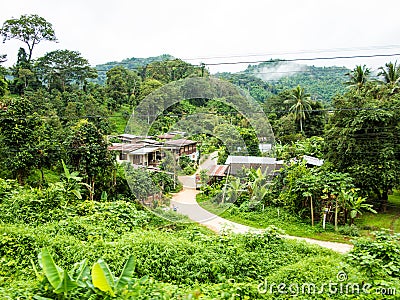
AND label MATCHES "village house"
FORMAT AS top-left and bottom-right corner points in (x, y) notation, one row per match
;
(108, 133), (198, 168)
(224, 155), (283, 176)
